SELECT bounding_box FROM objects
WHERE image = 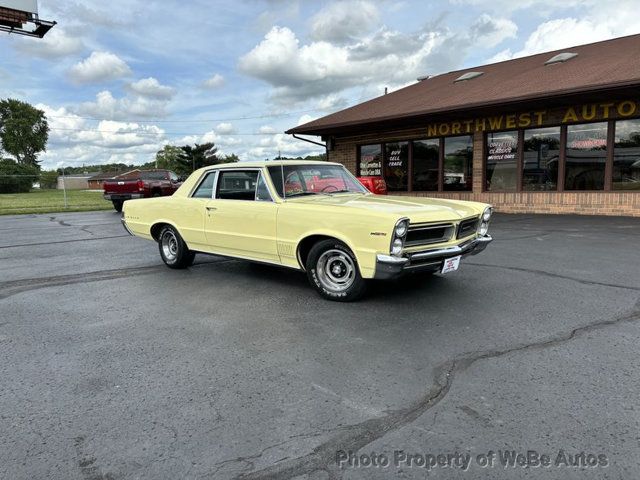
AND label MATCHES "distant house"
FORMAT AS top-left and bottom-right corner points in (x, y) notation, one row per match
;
(87, 169), (144, 189)
(87, 171), (119, 190)
(56, 174), (91, 190)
